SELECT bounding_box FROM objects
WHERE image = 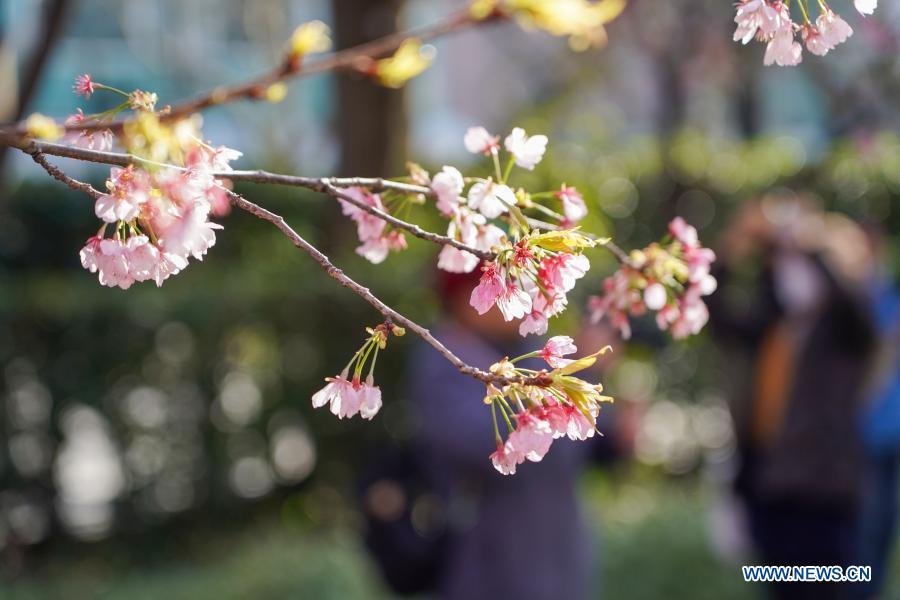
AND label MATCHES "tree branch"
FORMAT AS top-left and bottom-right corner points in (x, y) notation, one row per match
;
(24, 150), (537, 388)
(1, 8), (498, 135)
(6, 138), (491, 260)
